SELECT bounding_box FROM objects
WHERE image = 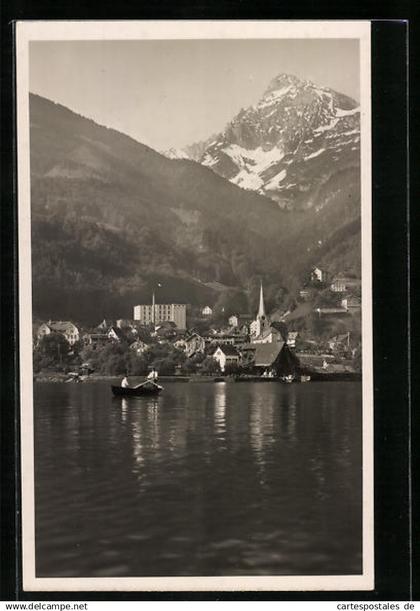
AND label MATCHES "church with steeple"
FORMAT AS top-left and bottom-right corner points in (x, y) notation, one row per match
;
(250, 281), (288, 345)
(250, 282), (271, 341)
